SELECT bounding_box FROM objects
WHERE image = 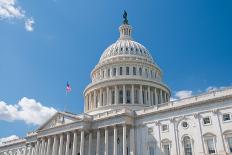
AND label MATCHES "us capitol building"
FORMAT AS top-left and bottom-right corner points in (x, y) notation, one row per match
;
(1, 13), (232, 155)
